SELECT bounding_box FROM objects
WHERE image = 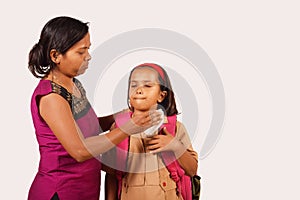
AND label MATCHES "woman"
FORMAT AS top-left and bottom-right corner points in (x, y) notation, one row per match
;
(27, 16), (161, 200)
